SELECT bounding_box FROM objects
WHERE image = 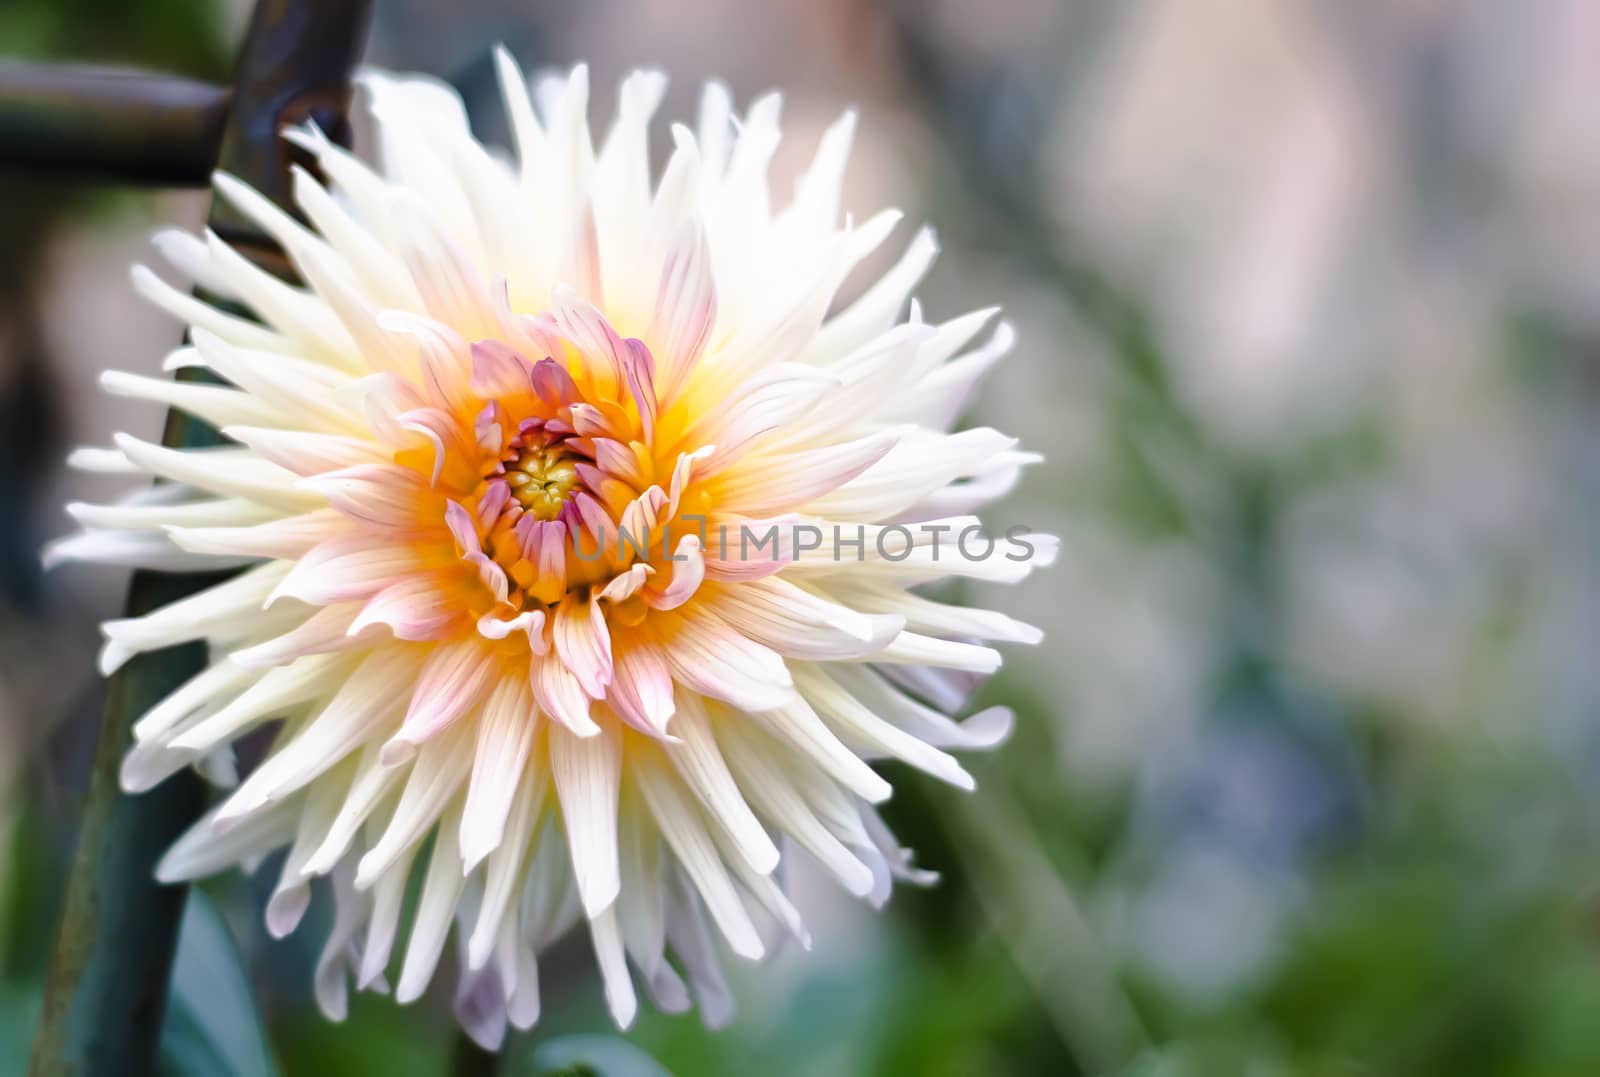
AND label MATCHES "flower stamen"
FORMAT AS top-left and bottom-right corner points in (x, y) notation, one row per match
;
(506, 445), (579, 521)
